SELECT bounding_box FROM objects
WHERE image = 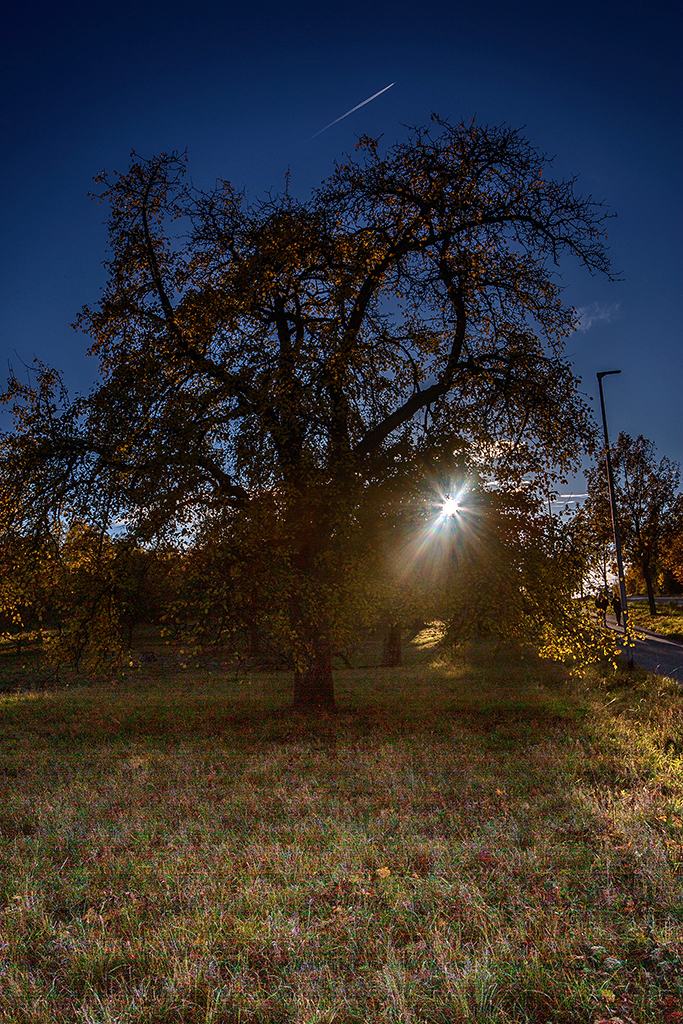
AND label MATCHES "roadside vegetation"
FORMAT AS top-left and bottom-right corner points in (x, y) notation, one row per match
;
(626, 602), (683, 644)
(2, 634), (683, 1023)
